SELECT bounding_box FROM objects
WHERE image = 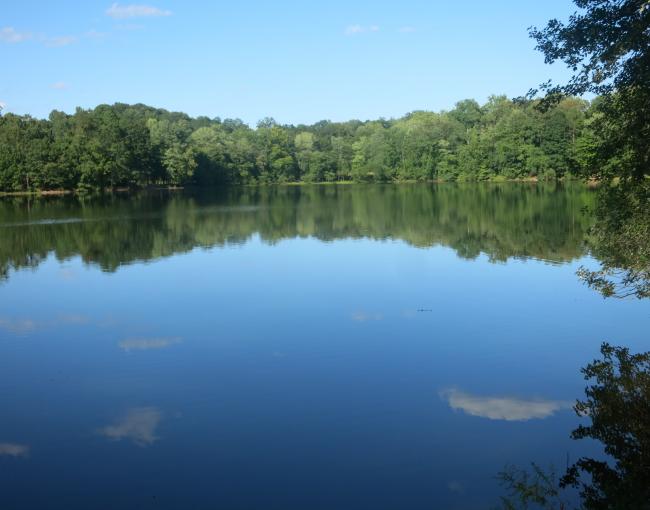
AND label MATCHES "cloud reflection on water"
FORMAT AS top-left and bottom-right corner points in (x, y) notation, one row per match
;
(0, 317), (37, 335)
(0, 443), (29, 458)
(0, 313), (92, 336)
(351, 311), (383, 322)
(118, 336), (182, 352)
(99, 407), (162, 446)
(440, 388), (571, 422)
